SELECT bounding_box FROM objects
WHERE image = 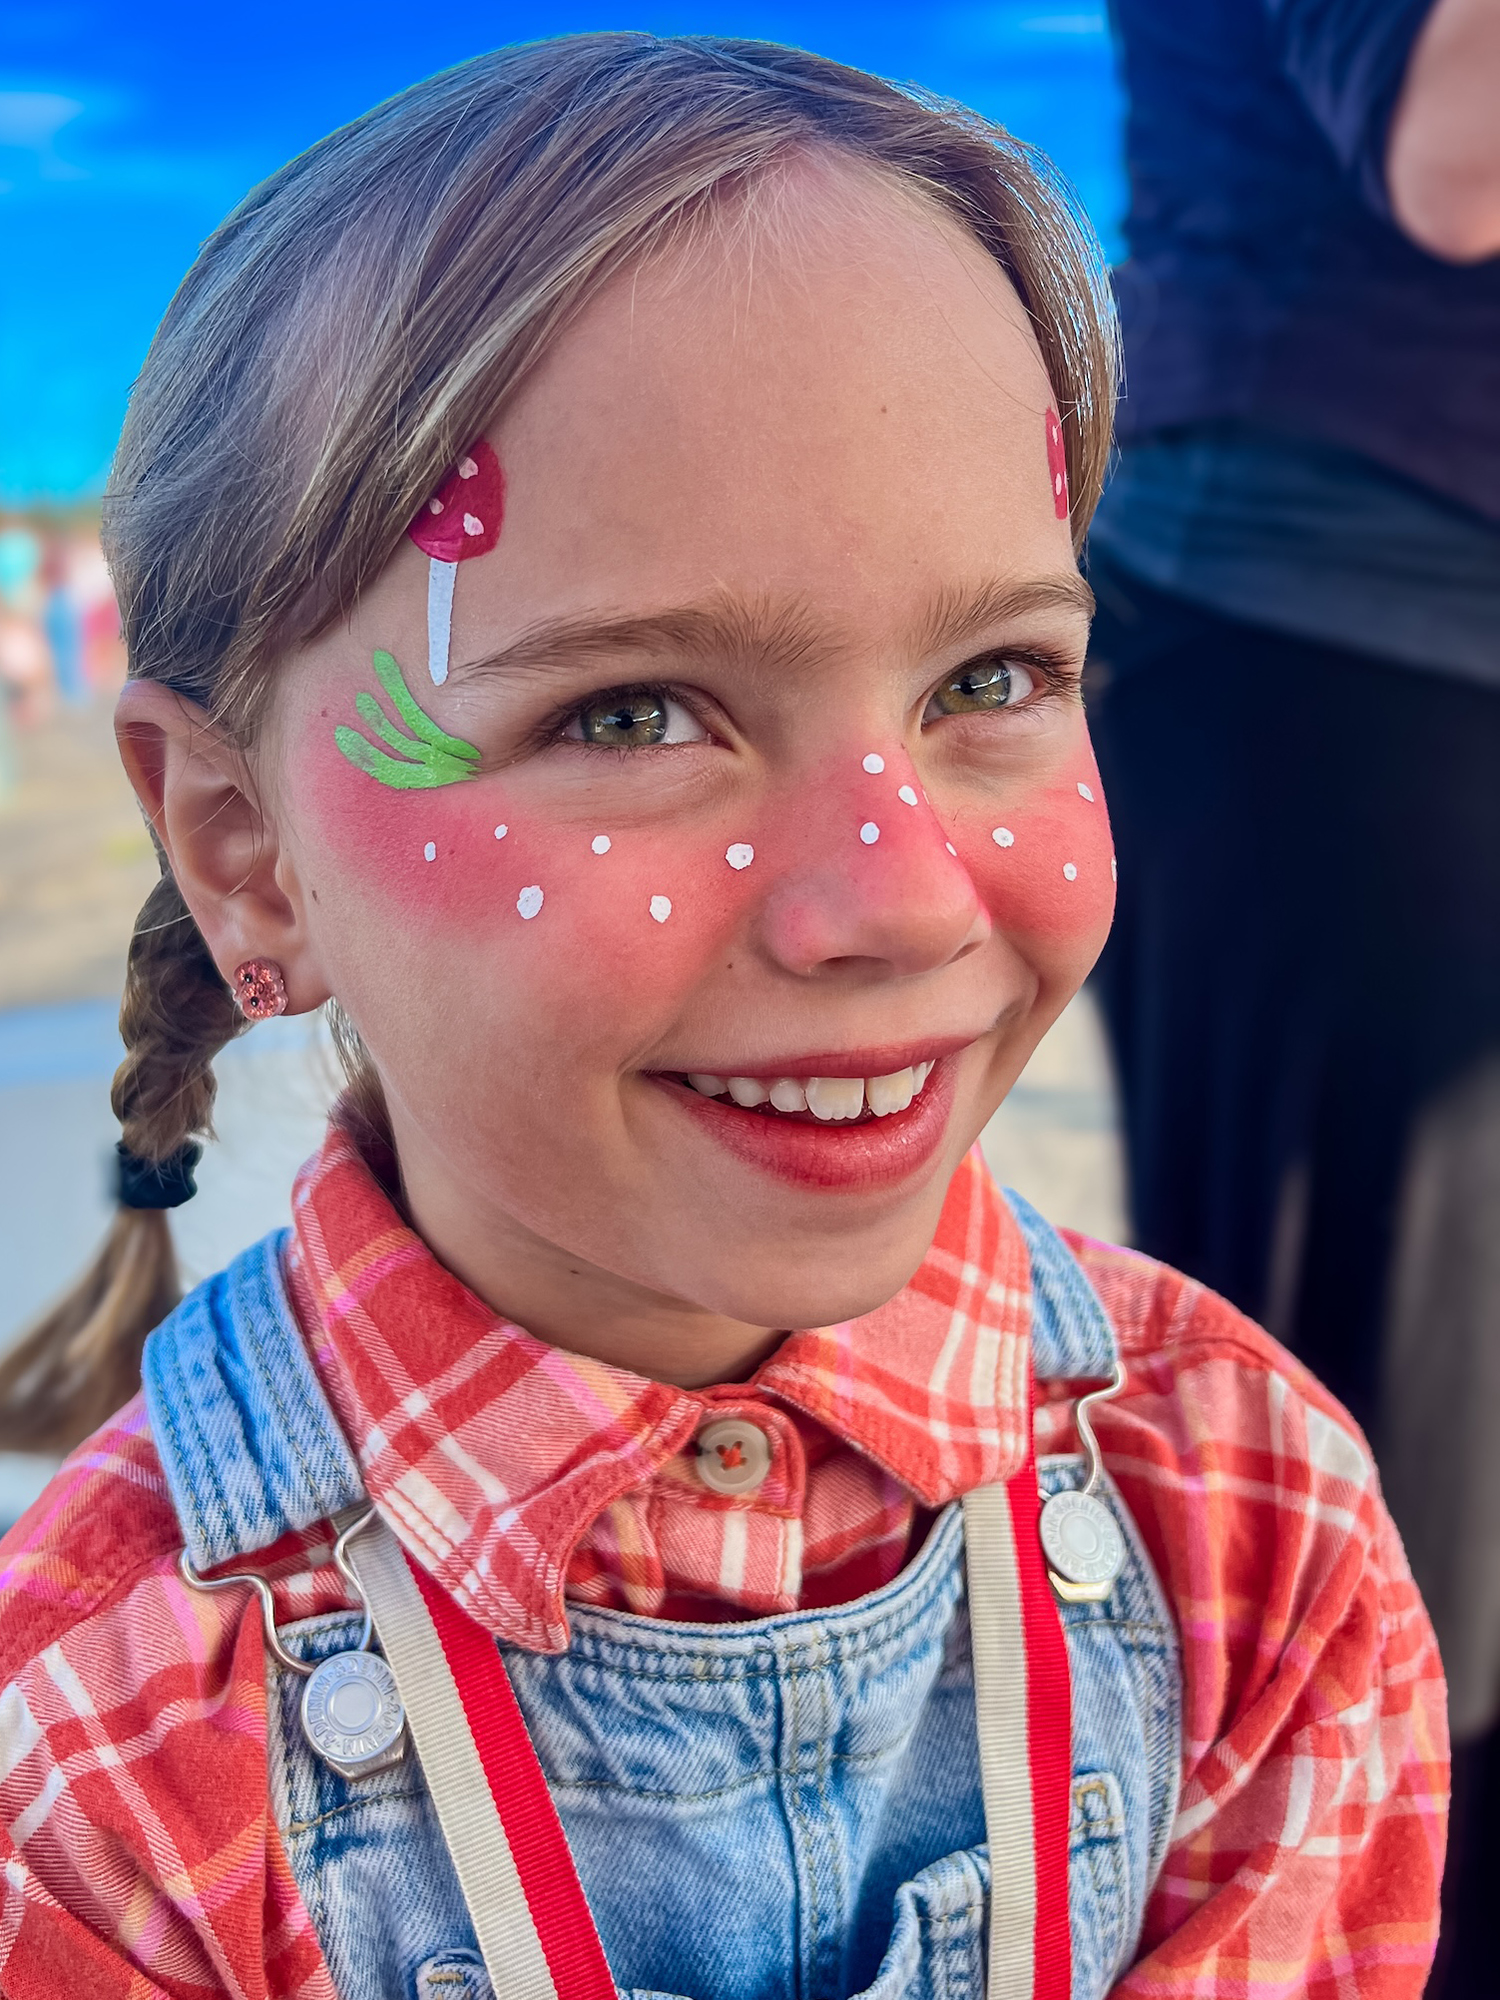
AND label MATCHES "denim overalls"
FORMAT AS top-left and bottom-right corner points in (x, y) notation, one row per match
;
(143, 1192), (1181, 2000)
